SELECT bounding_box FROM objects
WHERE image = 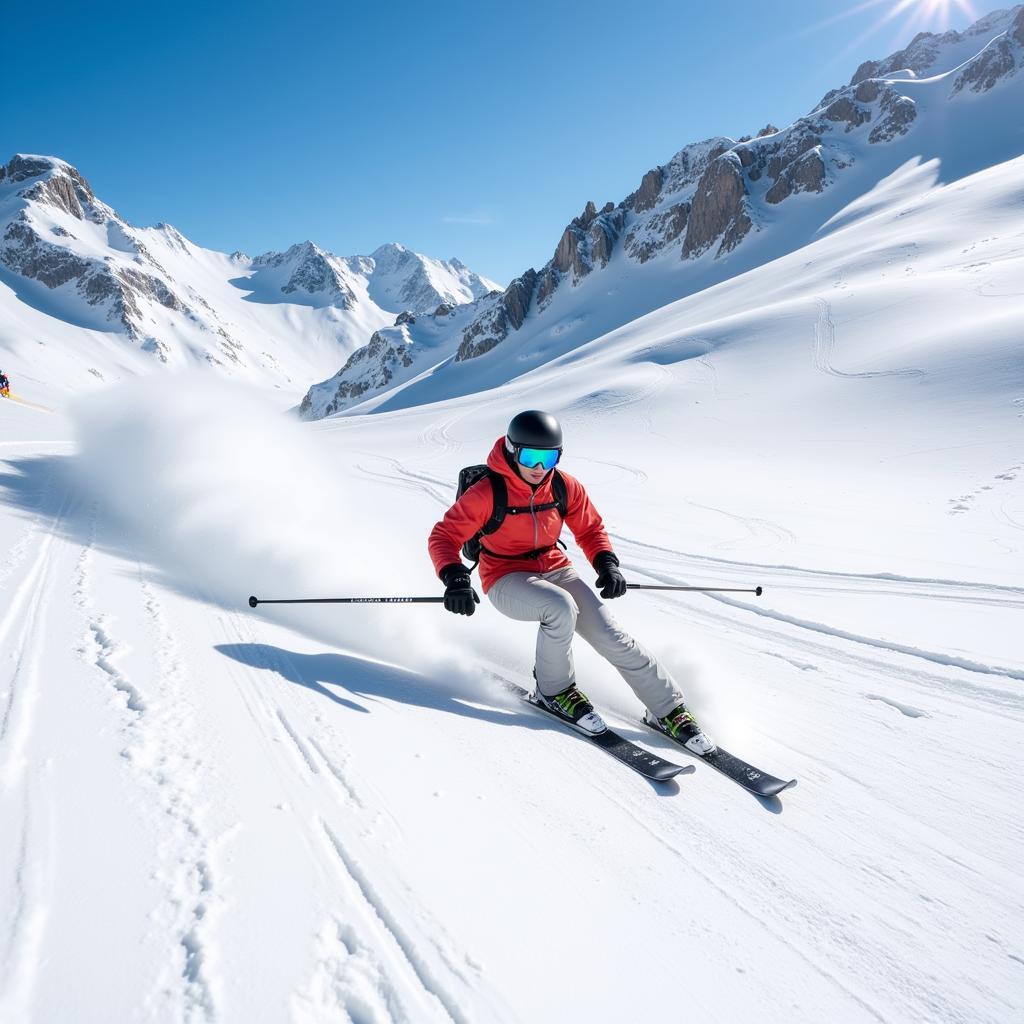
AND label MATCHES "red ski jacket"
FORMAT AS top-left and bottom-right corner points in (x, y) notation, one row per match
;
(428, 437), (614, 593)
